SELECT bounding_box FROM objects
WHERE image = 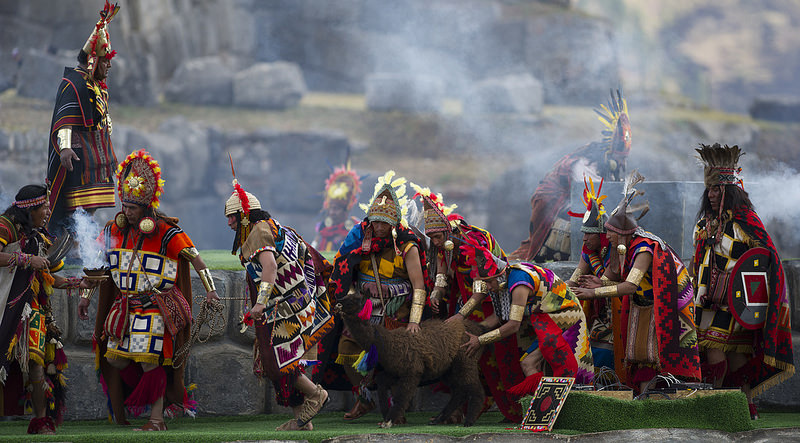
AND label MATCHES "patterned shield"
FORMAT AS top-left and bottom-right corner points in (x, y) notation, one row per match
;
(728, 247), (771, 330)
